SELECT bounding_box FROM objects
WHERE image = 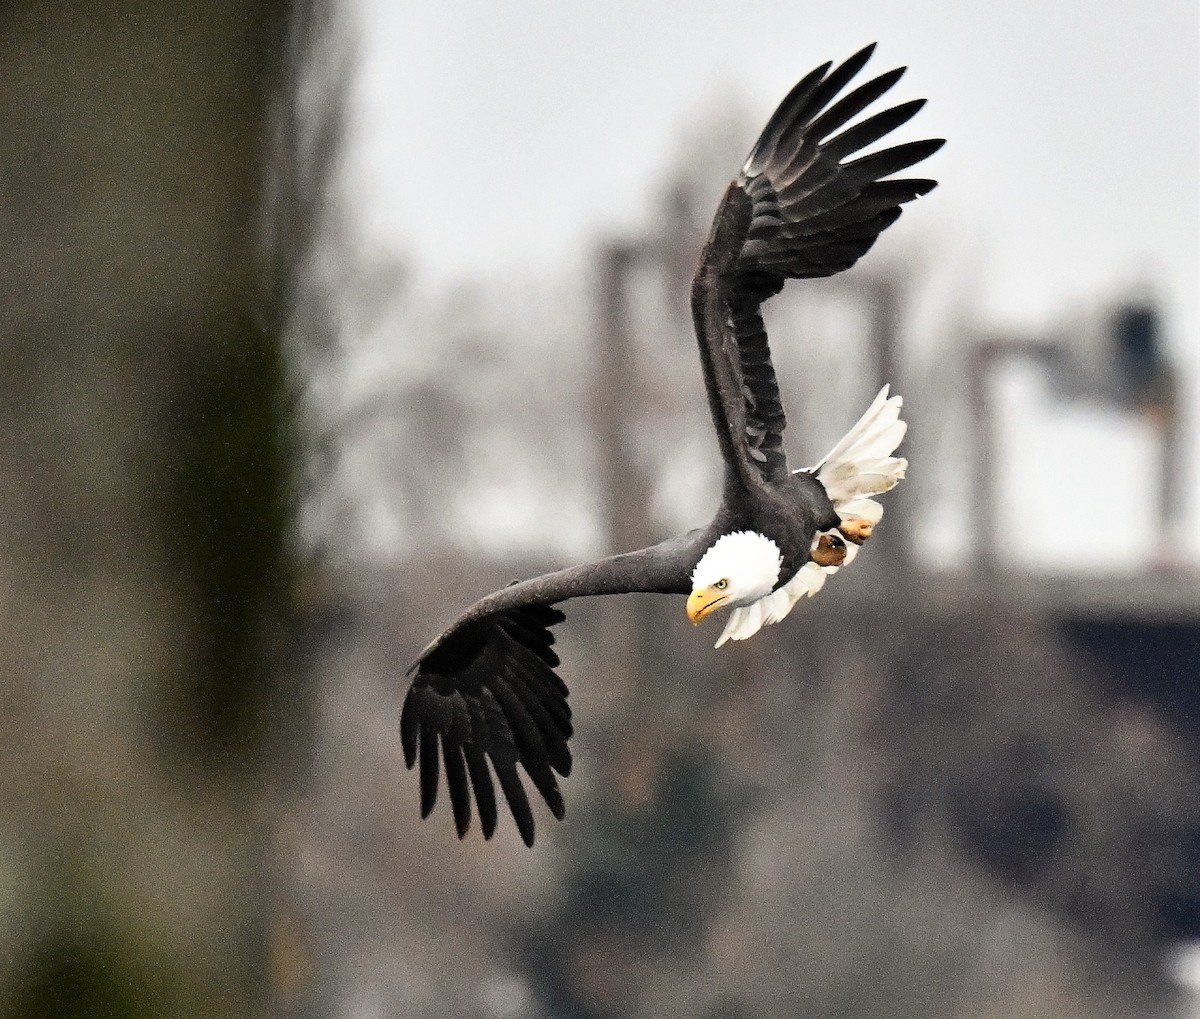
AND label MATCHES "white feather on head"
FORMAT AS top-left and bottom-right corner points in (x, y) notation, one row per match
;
(690, 530), (782, 608)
